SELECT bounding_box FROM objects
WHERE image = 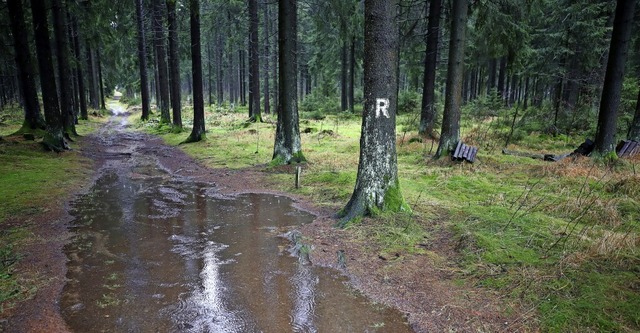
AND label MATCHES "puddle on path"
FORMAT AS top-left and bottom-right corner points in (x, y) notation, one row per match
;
(62, 148), (413, 332)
